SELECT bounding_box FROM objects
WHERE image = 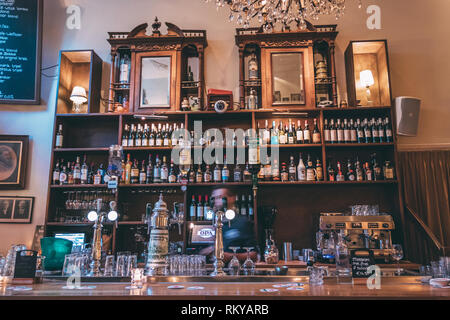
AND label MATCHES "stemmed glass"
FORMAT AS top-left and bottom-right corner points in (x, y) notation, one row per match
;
(228, 247), (240, 275)
(392, 244), (404, 276)
(242, 247), (255, 275)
